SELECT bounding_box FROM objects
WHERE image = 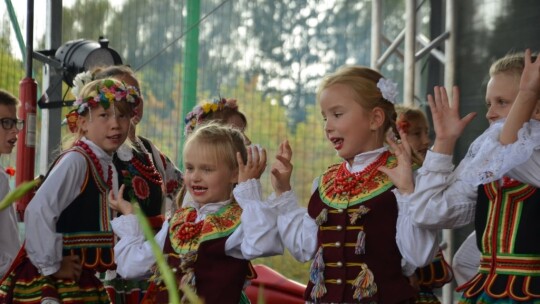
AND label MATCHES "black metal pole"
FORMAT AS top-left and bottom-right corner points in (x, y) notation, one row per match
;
(25, 0), (34, 78)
